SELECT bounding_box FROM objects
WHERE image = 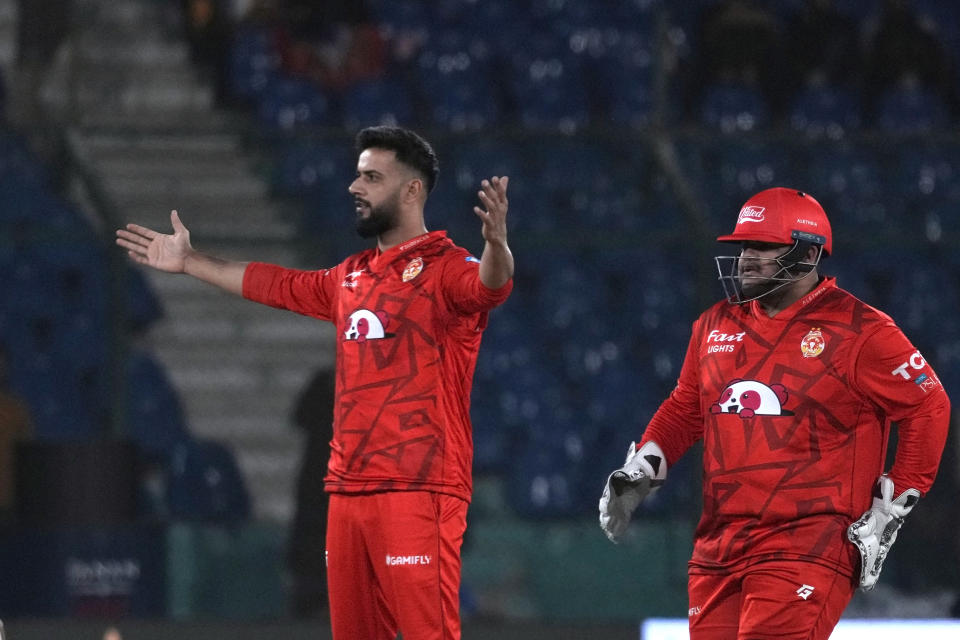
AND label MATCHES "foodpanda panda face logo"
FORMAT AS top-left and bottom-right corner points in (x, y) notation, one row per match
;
(344, 309), (392, 343)
(710, 379), (793, 418)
